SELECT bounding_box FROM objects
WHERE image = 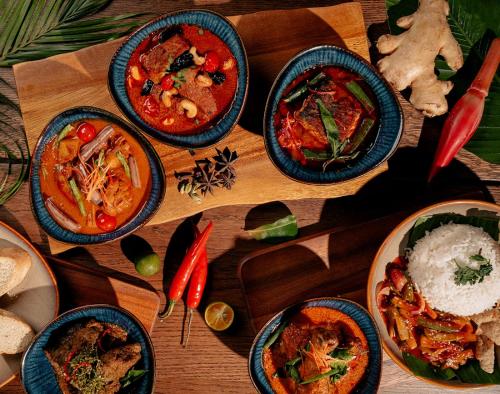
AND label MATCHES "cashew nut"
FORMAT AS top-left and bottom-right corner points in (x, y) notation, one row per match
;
(130, 65), (142, 80)
(179, 99), (198, 119)
(222, 58), (235, 71)
(195, 74), (213, 88)
(161, 88), (178, 108)
(189, 46), (205, 66)
(162, 117), (174, 126)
